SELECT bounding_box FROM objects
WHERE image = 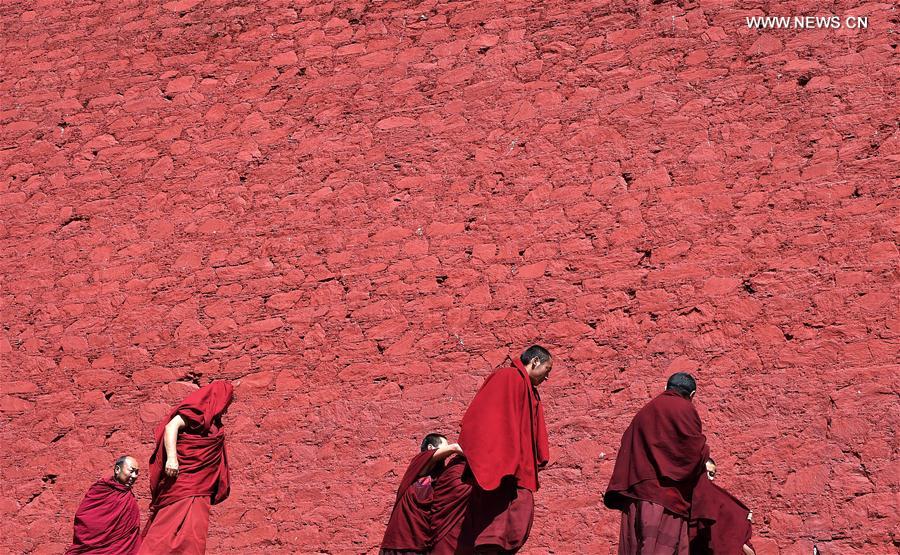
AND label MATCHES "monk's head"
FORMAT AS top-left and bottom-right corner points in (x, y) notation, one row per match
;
(705, 458), (717, 481)
(420, 433), (448, 452)
(521, 344), (552, 386)
(666, 372), (697, 400)
(113, 455), (139, 488)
